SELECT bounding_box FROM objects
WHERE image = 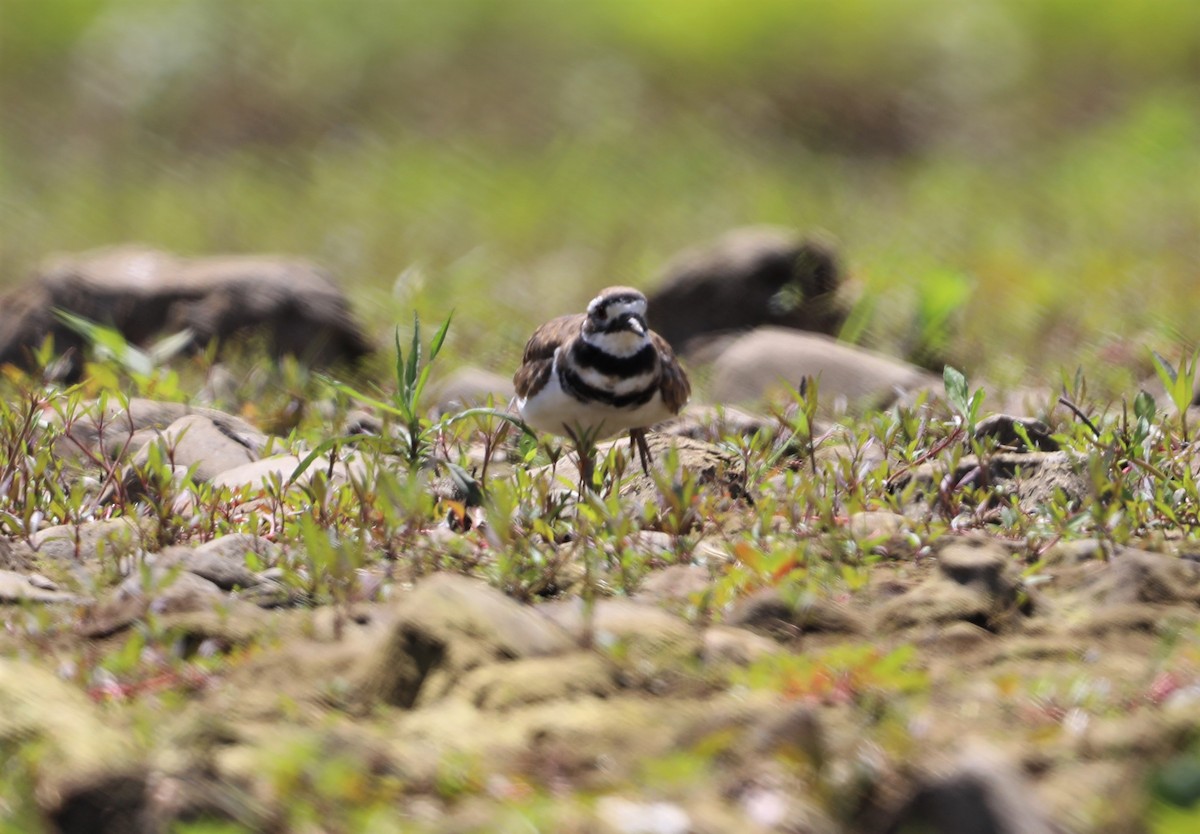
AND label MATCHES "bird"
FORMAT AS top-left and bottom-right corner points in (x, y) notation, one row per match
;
(514, 286), (690, 489)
